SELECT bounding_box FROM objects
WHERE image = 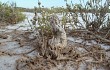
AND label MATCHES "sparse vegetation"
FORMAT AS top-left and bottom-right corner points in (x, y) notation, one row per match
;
(0, 0), (110, 70)
(15, 0), (109, 70)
